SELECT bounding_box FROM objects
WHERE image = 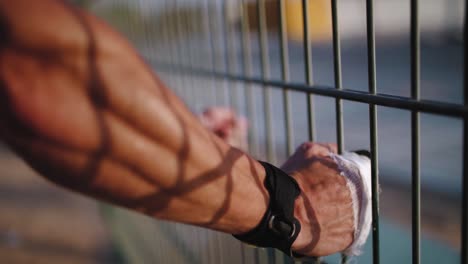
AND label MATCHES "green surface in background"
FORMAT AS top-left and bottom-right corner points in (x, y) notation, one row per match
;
(102, 205), (459, 264)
